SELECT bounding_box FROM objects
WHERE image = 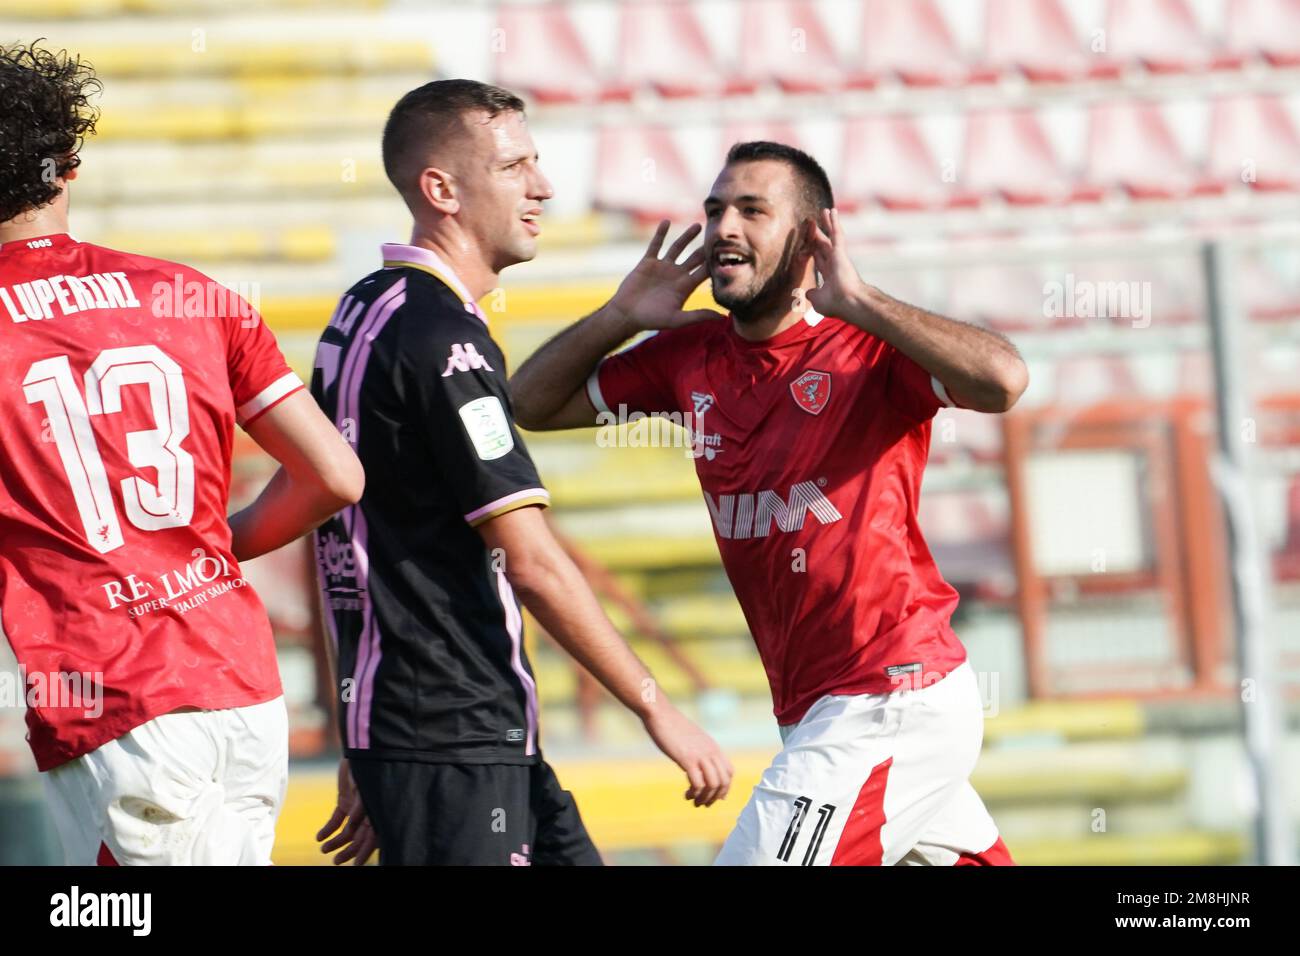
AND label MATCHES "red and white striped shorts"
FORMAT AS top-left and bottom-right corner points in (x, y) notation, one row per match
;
(714, 661), (1013, 866)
